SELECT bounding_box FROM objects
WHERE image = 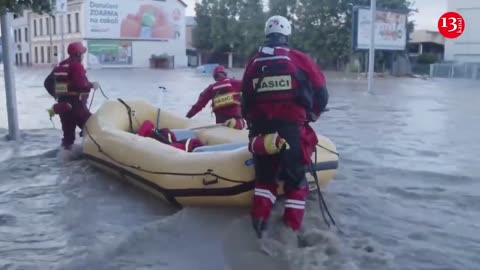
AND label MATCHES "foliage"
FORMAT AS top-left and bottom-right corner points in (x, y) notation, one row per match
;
(268, 0), (296, 19)
(192, 0), (418, 68)
(192, 0), (213, 52)
(0, 0), (52, 15)
(416, 53), (438, 64)
(237, 0), (265, 58)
